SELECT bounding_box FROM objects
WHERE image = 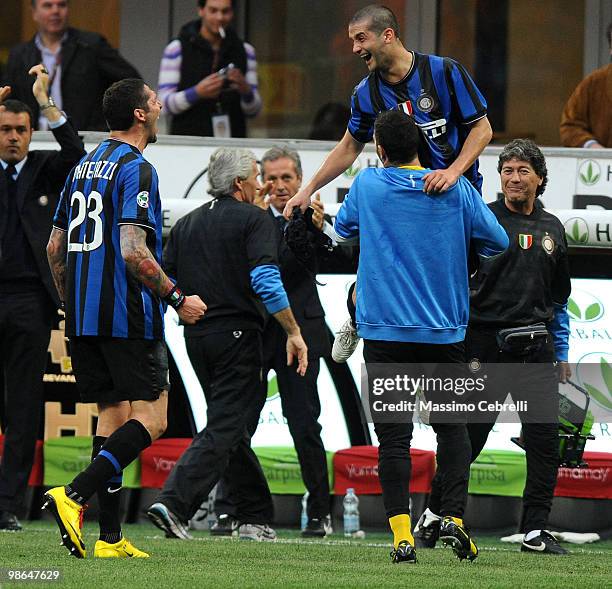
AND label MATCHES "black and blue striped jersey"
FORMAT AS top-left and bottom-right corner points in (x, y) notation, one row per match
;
(53, 139), (164, 339)
(348, 52), (488, 191)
